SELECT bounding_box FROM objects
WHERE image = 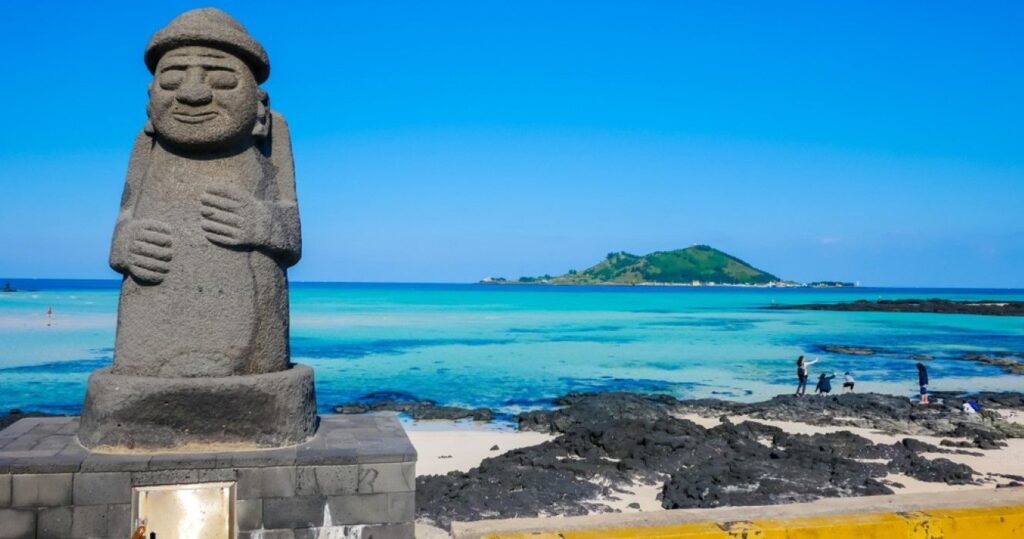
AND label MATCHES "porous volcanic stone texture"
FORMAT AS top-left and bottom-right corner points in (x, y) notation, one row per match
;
(78, 365), (316, 450)
(79, 7), (312, 450)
